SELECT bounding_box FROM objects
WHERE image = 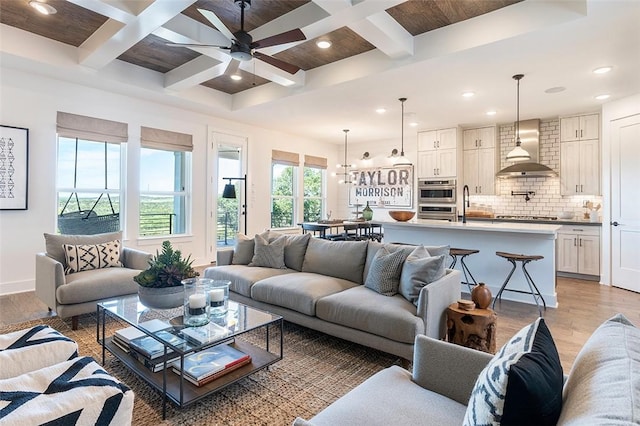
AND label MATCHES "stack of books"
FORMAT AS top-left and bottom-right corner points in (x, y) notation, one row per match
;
(172, 344), (251, 386)
(128, 331), (186, 373)
(112, 319), (171, 353)
(180, 321), (231, 346)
